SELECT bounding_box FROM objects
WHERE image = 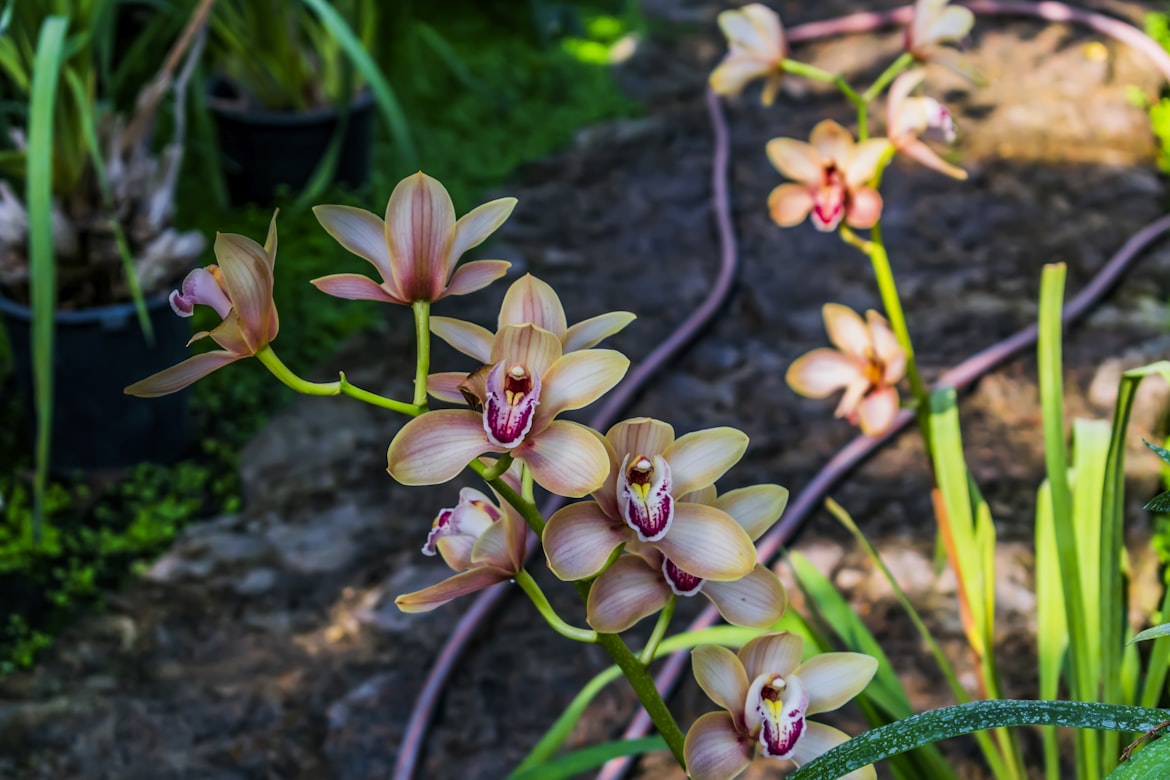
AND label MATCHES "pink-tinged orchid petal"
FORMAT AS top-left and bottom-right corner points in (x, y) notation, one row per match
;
(691, 645), (750, 718)
(740, 631), (804, 682)
(888, 68), (924, 114)
(608, 418), (675, 465)
(789, 722), (876, 779)
(430, 316), (494, 363)
(703, 564), (788, 628)
(867, 310), (905, 381)
(845, 139), (893, 186)
(810, 120), (854, 165)
(915, 0), (974, 47)
(215, 232), (275, 351)
(664, 427), (749, 497)
(387, 409), (499, 485)
(441, 260), (512, 299)
(716, 485), (789, 541)
(752, 672), (809, 759)
(469, 513), (522, 572)
(823, 302), (870, 360)
(563, 311), (636, 352)
(618, 454), (674, 542)
(483, 361), (542, 448)
(586, 556), (672, 633)
(768, 183), (815, 228)
(835, 376), (871, 421)
(312, 204), (397, 286)
(394, 566), (512, 613)
(517, 420), (610, 498)
(710, 4), (787, 105)
(434, 532), (476, 572)
(902, 138), (968, 180)
(856, 385), (901, 436)
(591, 434), (622, 519)
(798, 653), (879, 715)
(709, 57), (769, 98)
(125, 350), (241, 397)
(681, 484), (718, 506)
(311, 273), (405, 303)
(449, 196), (517, 267)
(170, 267), (231, 319)
(654, 503), (755, 581)
(765, 138), (822, 184)
(683, 711), (754, 780)
(490, 323), (563, 380)
(718, 3), (781, 54)
(428, 372), (473, 404)
(532, 349), (630, 431)
(844, 186), (884, 229)
(385, 172), (456, 301)
(543, 501), (628, 581)
(498, 274), (568, 335)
